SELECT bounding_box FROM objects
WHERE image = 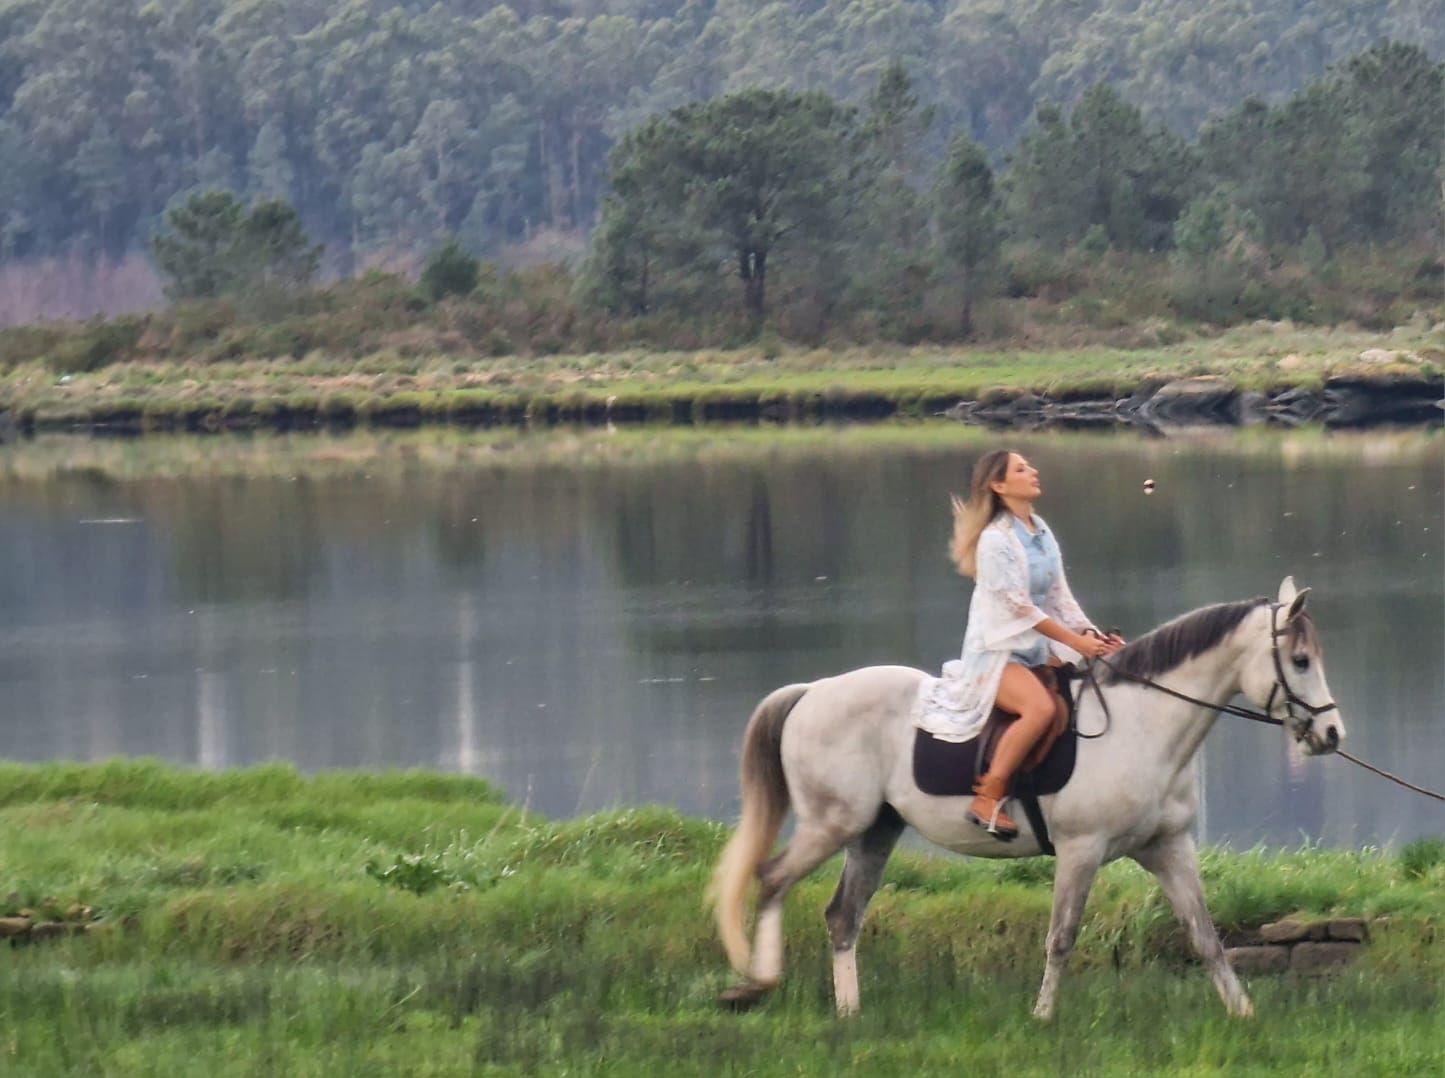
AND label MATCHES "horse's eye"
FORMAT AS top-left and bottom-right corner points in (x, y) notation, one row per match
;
(1291, 655), (1310, 672)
